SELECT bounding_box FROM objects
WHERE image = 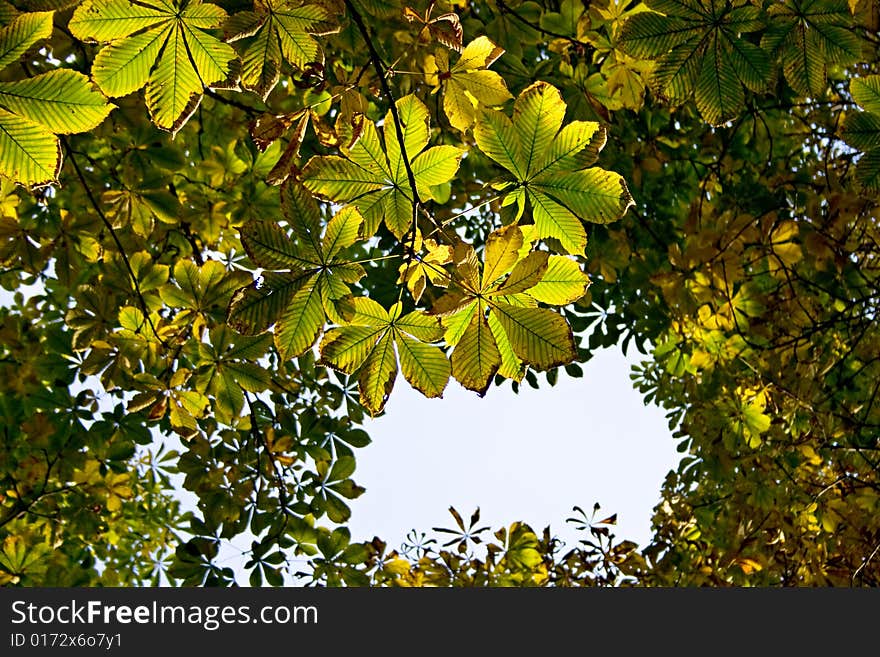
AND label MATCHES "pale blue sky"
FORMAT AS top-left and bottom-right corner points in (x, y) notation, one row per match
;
(349, 347), (679, 551)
